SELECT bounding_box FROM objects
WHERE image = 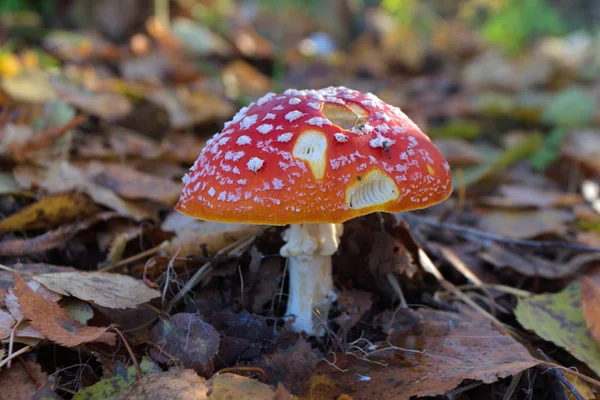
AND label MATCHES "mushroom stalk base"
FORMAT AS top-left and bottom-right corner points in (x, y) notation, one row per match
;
(280, 223), (343, 336)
